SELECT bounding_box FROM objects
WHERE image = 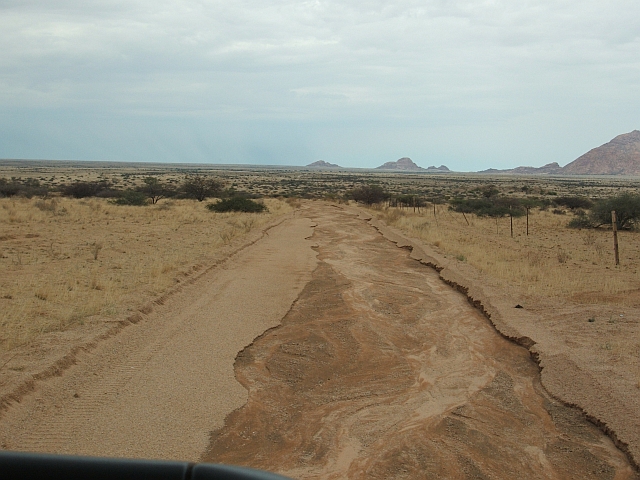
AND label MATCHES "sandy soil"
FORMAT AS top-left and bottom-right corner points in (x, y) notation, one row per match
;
(0, 202), (638, 478)
(0, 215), (317, 460)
